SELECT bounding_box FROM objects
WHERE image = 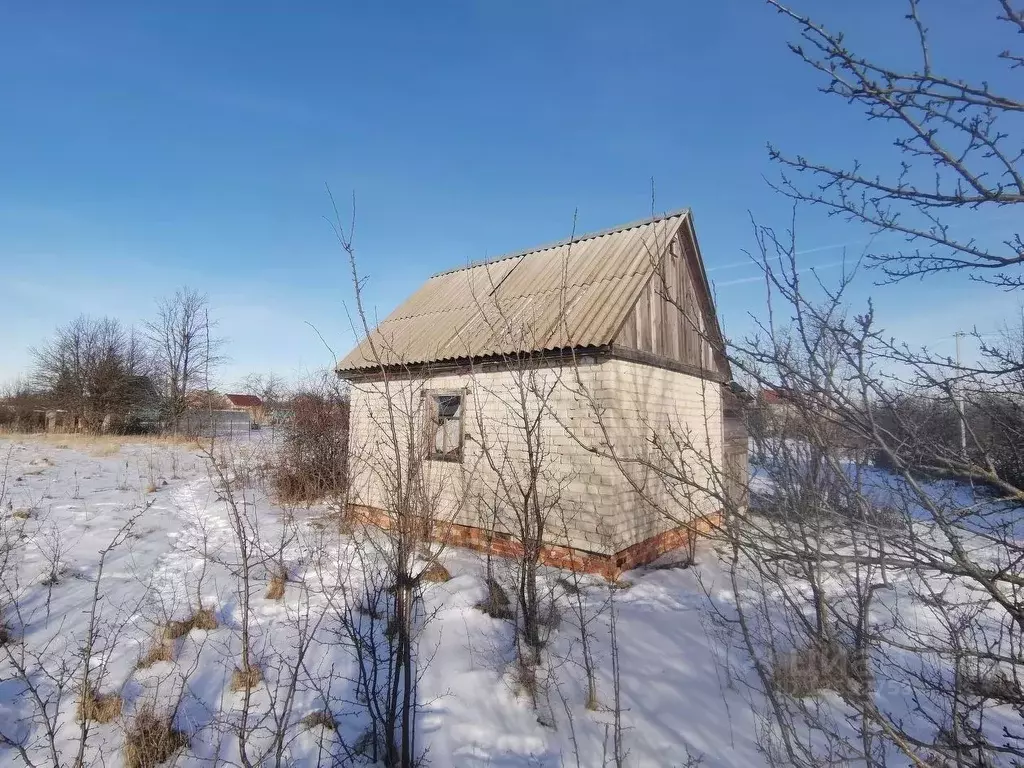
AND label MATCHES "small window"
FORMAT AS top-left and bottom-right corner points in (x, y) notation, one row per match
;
(427, 392), (464, 461)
